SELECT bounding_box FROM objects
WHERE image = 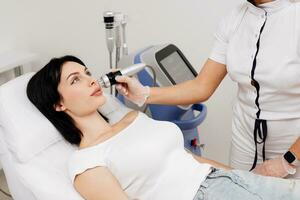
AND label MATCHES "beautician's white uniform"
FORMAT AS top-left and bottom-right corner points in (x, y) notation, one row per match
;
(210, 0), (300, 178)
